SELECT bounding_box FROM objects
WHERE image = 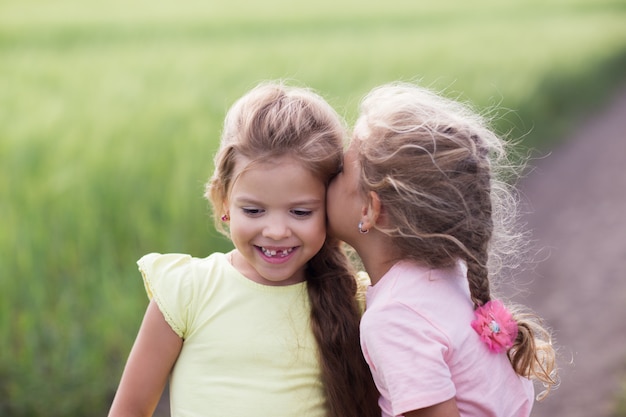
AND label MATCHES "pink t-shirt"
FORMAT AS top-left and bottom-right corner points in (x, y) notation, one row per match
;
(360, 261), (534, 417)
